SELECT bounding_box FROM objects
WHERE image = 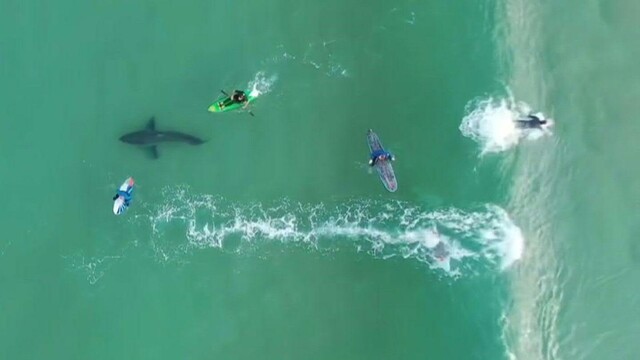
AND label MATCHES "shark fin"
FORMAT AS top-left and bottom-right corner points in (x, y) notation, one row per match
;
(146, 117), (156, 131)
(150, 145), (159, 159)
